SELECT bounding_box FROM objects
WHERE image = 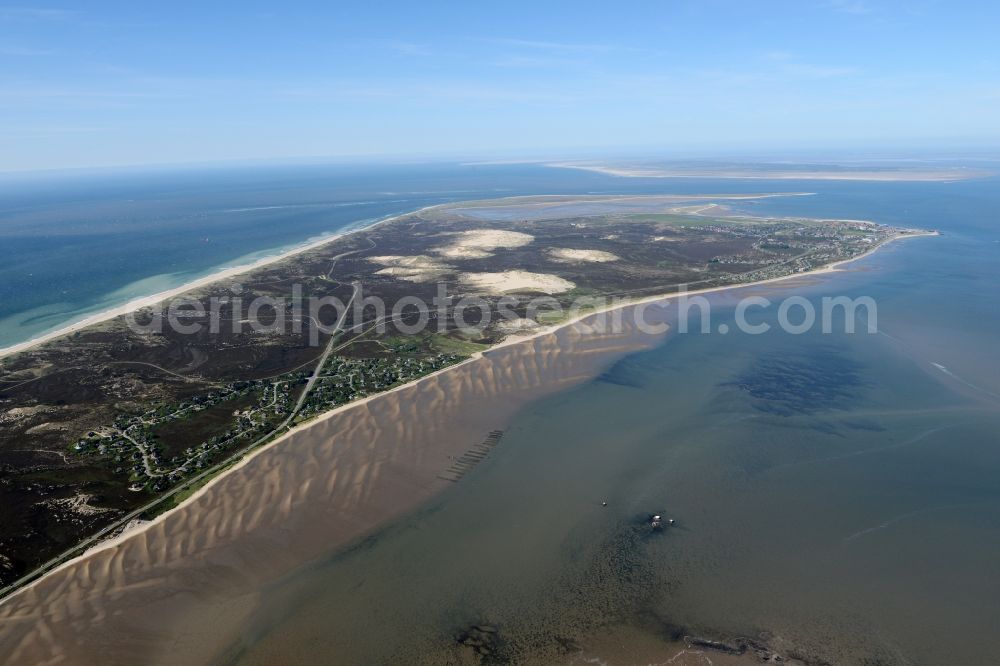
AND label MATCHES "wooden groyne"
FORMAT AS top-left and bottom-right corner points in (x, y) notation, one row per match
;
(437, 430), (504, 482)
